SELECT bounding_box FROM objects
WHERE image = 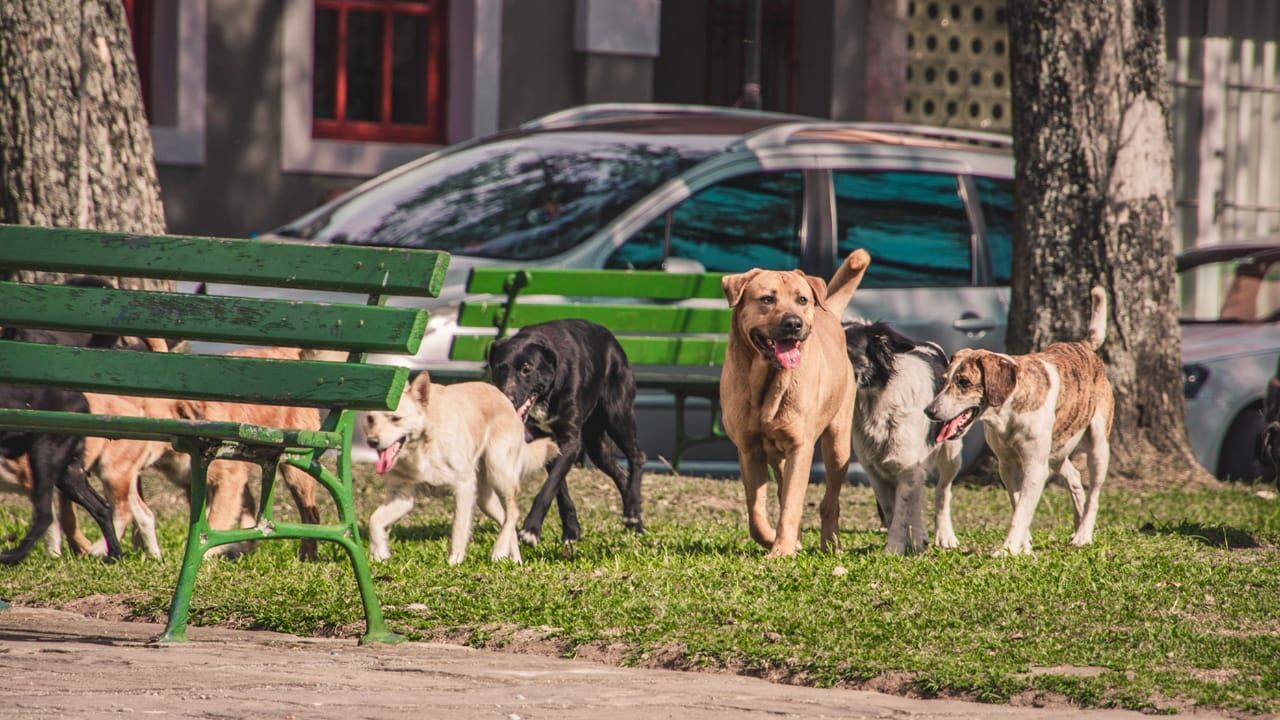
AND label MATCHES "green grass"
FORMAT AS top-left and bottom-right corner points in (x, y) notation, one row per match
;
(2, 466), (1279, 714)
